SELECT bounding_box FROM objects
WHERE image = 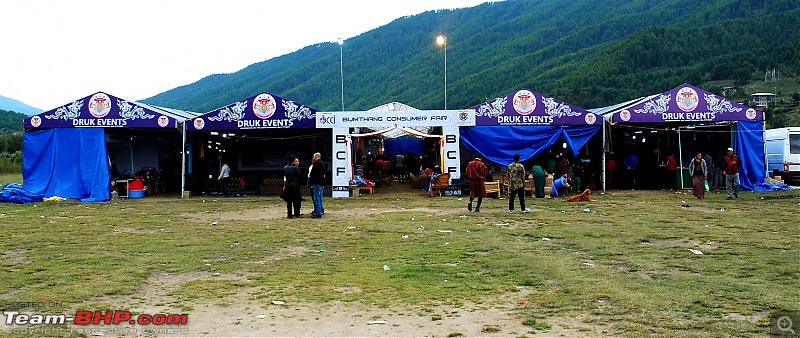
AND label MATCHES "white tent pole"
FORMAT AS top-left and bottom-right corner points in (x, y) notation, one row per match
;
(678, 128), (684, 190)
(762, 120), (768, 179)
(181, 122), (187, 198)
(601, 119), (606, 193)
(130, 136), (135, 177)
